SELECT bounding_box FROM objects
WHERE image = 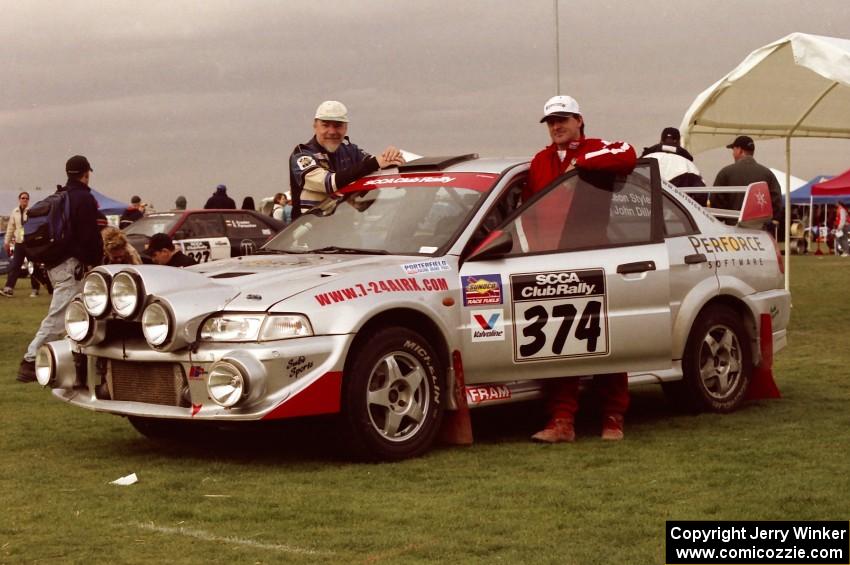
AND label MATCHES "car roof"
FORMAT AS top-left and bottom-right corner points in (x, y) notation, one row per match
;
(393, 154), (528, 175)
